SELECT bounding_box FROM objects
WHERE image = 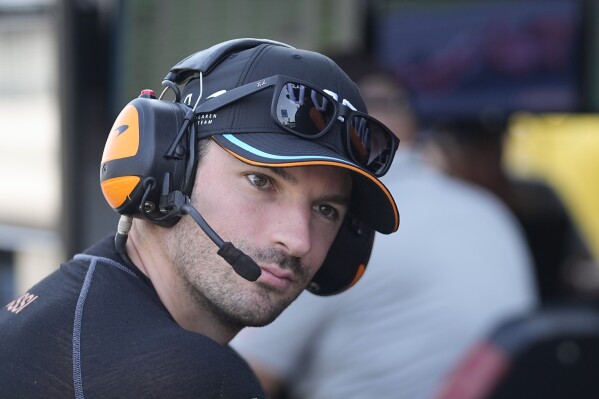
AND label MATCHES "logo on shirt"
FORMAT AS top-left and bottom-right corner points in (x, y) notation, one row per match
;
(6, 292), (38, 314)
